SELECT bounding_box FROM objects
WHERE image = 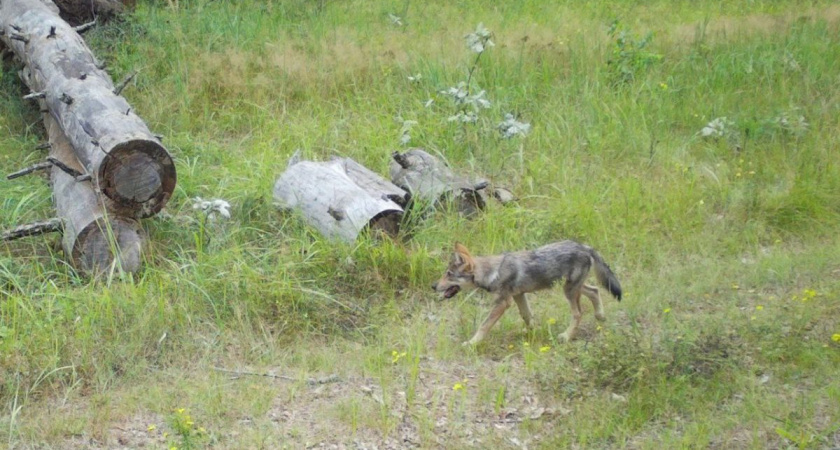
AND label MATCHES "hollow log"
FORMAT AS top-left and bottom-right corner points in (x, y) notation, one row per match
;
(1, 0), (175, 219)
(390, 149), (489, 215)
(273, 157), (407, 242)
(45, 112), (143, 275)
